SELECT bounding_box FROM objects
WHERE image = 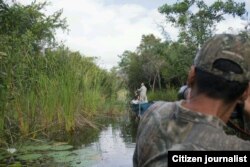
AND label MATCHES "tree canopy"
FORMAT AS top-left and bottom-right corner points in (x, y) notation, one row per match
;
(159, 0), (246, 47)
(118, 0), (248, 95)
(0, 0), (67, 54)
